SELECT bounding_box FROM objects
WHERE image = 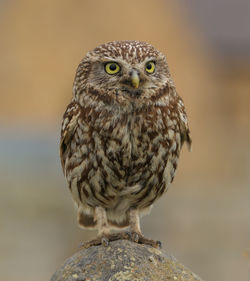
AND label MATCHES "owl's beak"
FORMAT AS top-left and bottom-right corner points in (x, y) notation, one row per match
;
(130, 70), (140, 89)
